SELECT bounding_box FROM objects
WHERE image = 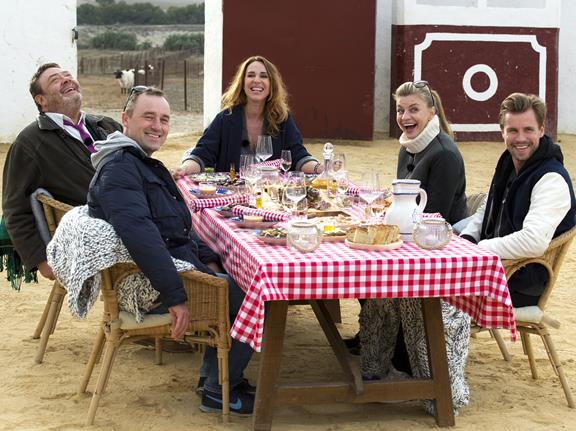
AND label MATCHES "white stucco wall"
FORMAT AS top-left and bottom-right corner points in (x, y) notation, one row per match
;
(558, 0), (576, 134)
(0, 1), (77, 143)
(203, 0), (223, 129)
(394, 0), (560, 27)
(374, 0), (393, 134)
